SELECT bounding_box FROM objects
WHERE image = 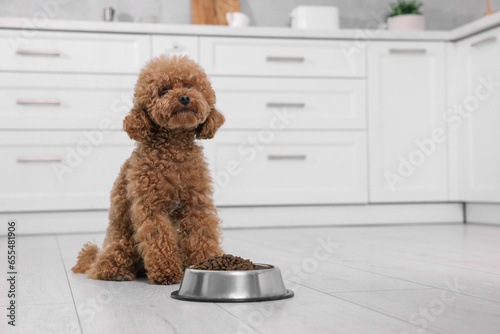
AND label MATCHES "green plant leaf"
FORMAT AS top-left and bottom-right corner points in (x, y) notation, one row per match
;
(386, 0), (423, 19)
